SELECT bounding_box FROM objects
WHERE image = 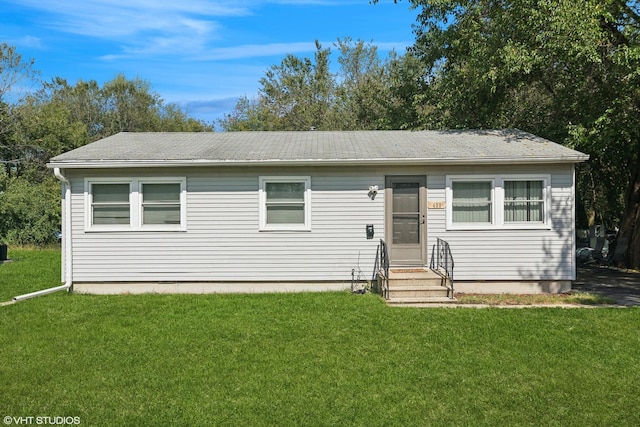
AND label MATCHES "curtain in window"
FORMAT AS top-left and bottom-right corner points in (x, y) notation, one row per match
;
(92, 183), (130, 225)
(142, 183), (181, 224)
(504, 181), (543, 222)
(265, 182), (305, 224)
(452, 181), (492, 223)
